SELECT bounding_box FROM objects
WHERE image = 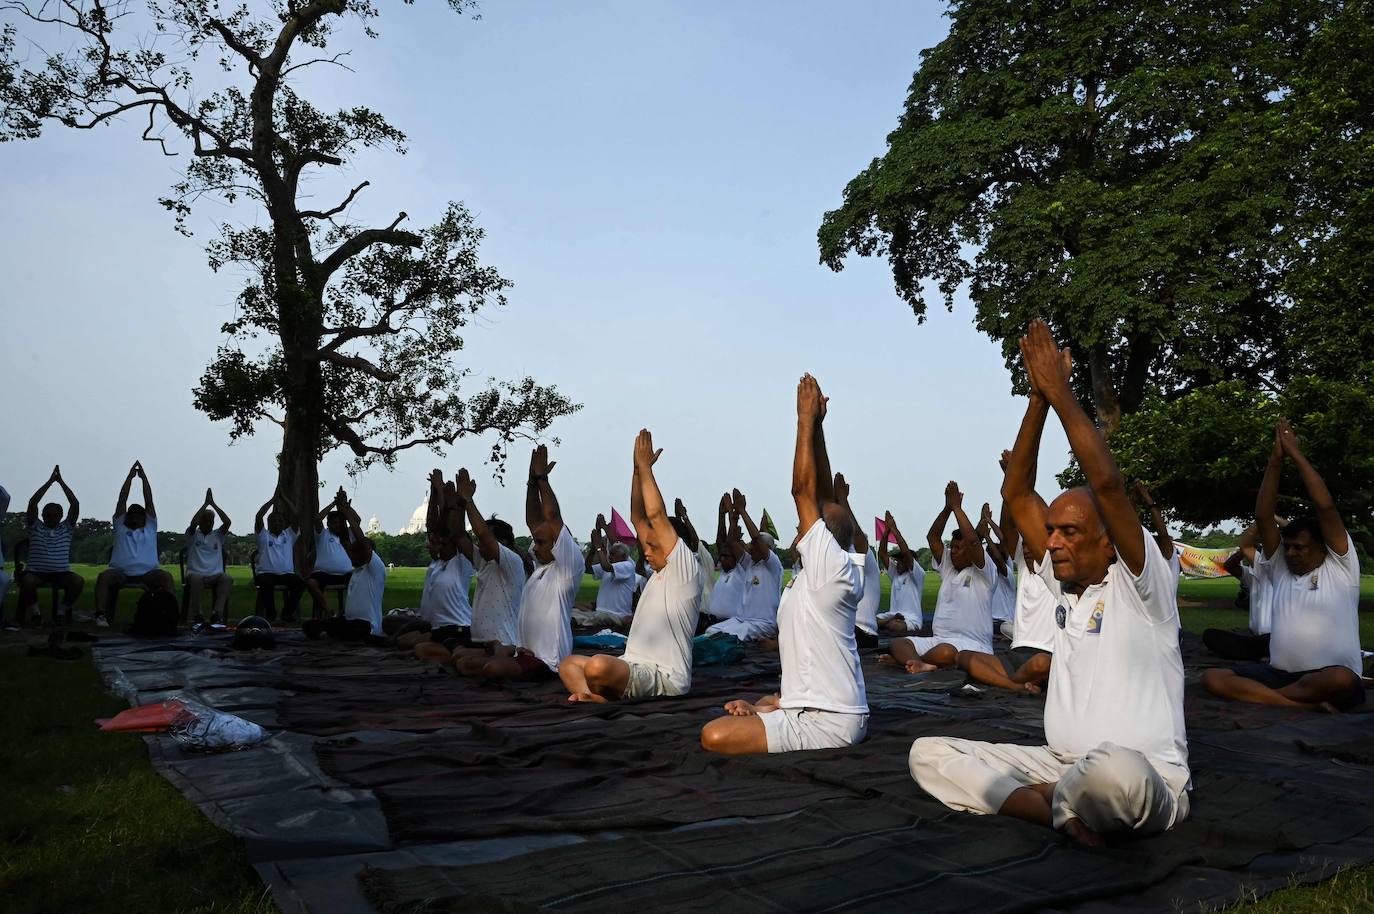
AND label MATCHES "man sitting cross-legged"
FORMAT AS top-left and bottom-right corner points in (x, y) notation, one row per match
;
(95, 461), (176, 627)
(456, 446), (580, 681)
(832, 473), (881, 648)
(879, 480), (995, 673)
(701, 374), (868, 754)
(339, 489), (387, 636)
(183, 488), (234, 623)
(876, 511), (926, 636)
(559, 429), (703, 702)
(412, 470), (477, 644)
(704, 489), (783, 641)
(979, 503), (1017, 631)
(1203, 520), (1279, 661)
(702, 494), (748, 626)
(572, 516), (637, 630)
(910, 321), (1191, 846)
(18, 465), (84, 626)
(673, 497), (718, 620)
(1200, 419), (1366, 712)
(956, 455), (1055, 693)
